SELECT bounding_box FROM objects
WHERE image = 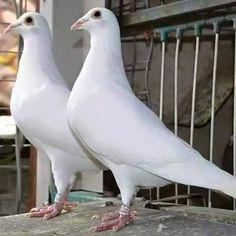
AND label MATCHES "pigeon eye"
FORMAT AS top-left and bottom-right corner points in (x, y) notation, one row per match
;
(93, 11), (101, 18)
(24, 16), (33, 25)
